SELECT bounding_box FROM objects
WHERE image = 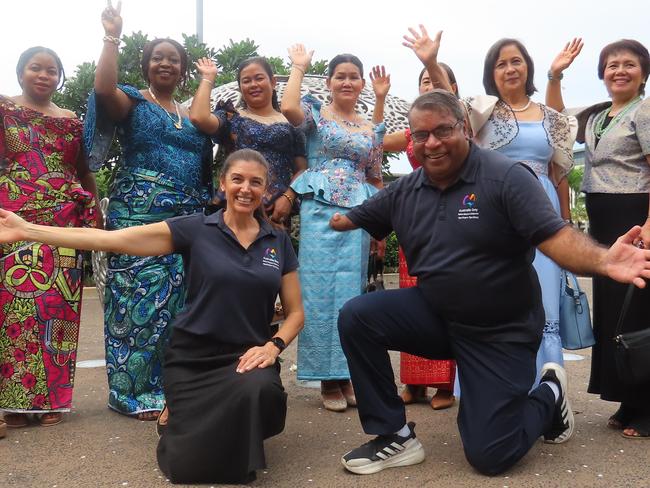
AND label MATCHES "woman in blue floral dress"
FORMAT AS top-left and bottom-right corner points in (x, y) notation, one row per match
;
(190, 56), (306, 226)
(282, 44), (389, 411)
(83, 4), (212, 419)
